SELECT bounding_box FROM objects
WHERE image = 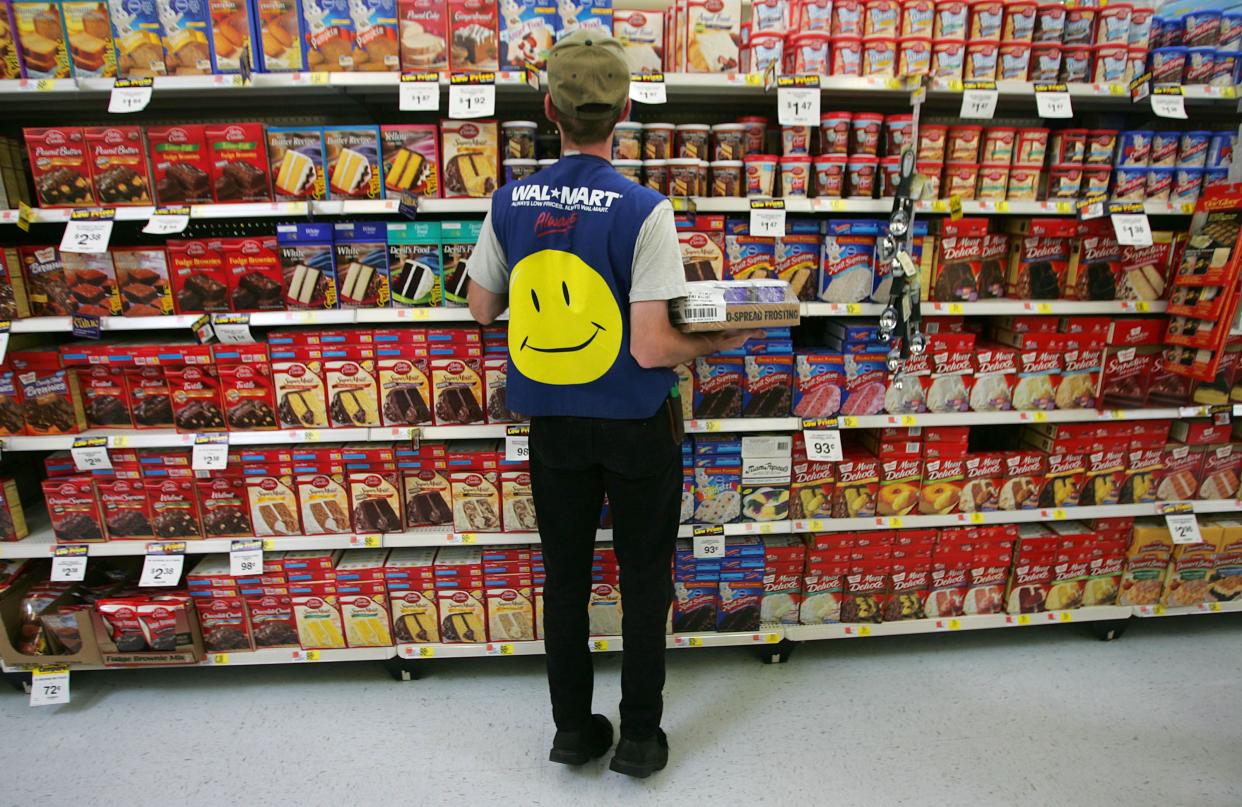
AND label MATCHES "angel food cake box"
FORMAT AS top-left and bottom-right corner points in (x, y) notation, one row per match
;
(684, 0), (739, 73)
